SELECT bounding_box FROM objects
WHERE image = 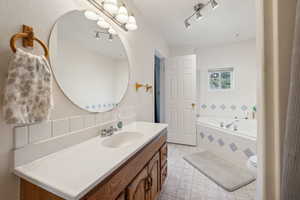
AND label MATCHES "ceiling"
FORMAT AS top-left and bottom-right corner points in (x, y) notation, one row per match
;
(132, 0), (256, 48)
